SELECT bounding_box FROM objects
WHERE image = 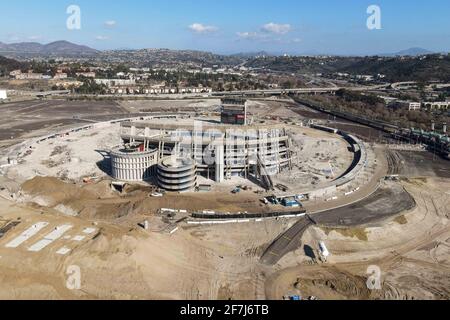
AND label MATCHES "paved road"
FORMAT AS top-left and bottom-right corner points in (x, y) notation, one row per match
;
(312, 184), (416, 227)
(260, 215), (316, 265)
